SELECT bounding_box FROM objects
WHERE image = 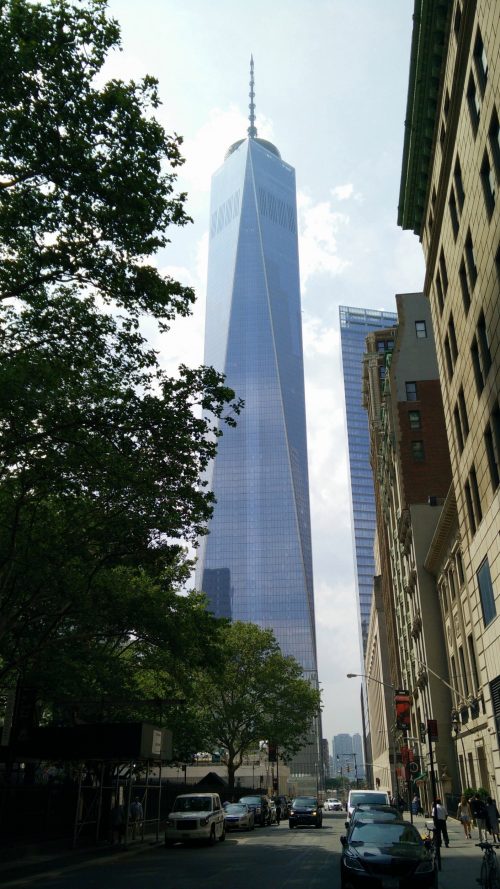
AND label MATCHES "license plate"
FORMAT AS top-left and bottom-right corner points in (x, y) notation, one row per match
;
(381, 879), (400, 889)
